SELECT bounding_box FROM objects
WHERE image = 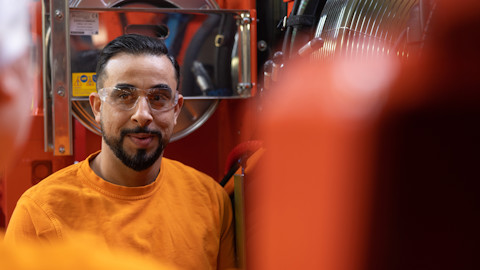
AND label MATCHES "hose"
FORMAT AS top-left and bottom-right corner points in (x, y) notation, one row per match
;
(220, 140), (264, 187)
